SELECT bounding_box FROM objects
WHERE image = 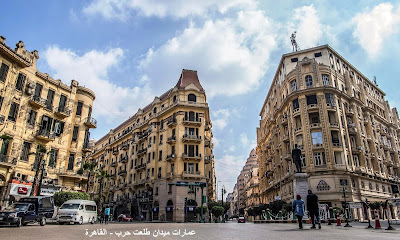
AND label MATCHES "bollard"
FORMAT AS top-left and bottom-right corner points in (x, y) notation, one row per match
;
(336, 212), (341, 226)
(374, 210), (381, 229)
